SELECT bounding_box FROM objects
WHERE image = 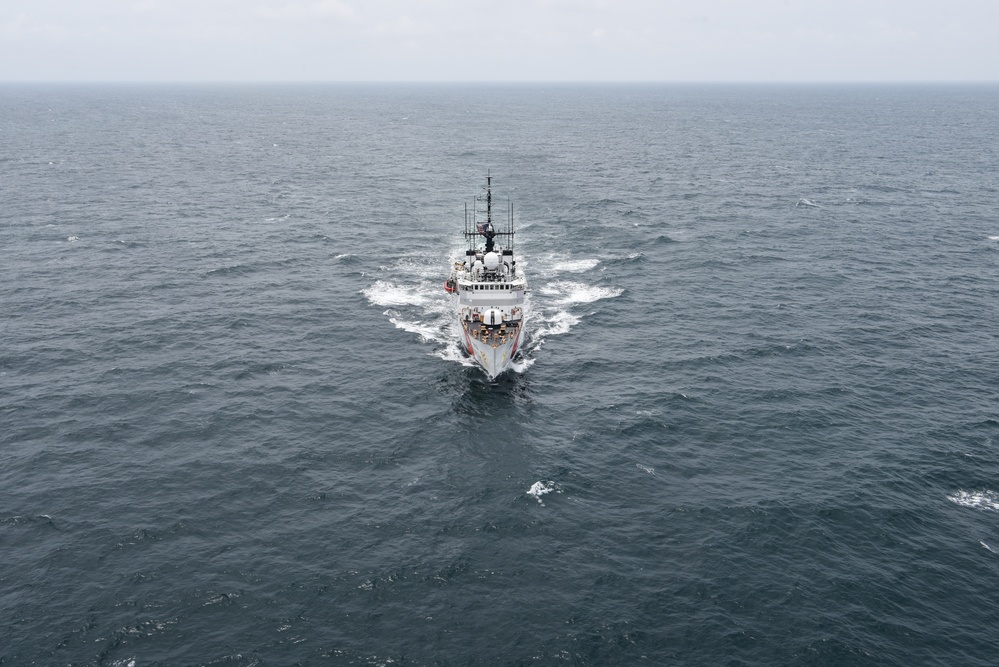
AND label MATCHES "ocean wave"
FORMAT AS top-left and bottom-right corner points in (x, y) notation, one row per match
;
(948, 490), (999, 511)
(387, 316), (444, 343)
(551, 258), (600, 273)
(527, 481), (562, 505)
(606, 252), (645, 265)
(367, 277), (481, 370)
(509, 356), (535, 373)
(205, 264), (250, 277)
(531, 310), (580, 339)
(385, 258), (446, 279)
(538, 281), (623, 306)
(527, 253), (600, 277)
(362, 281), (430, 307)
(433, 342), (479, 367)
